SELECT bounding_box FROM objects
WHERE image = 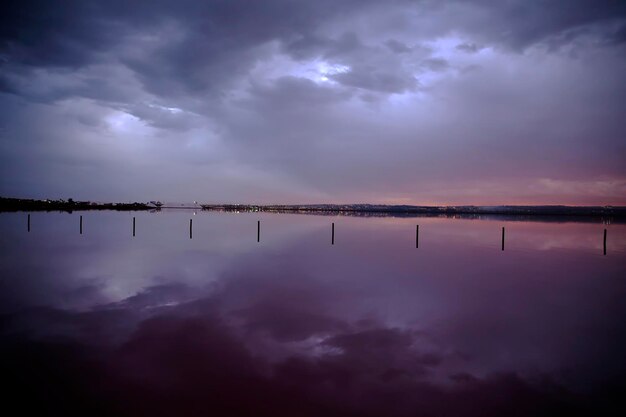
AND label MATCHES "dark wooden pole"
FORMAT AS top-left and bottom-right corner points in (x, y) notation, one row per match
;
(257, 220), (260, 242)
(189, 219), (193, 239)
(416, 224), (419, 248)
(27, 214), (30, 232)
(604, 228), (607, 255)
(133, 217), (136, 237)
(501, 227), (505, 251)
(332, 222), (335, 245)
(80, 215), (83, 234)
